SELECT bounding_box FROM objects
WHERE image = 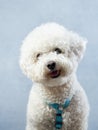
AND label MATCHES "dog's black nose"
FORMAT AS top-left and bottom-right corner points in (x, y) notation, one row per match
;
(47, 61), (56, 71)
